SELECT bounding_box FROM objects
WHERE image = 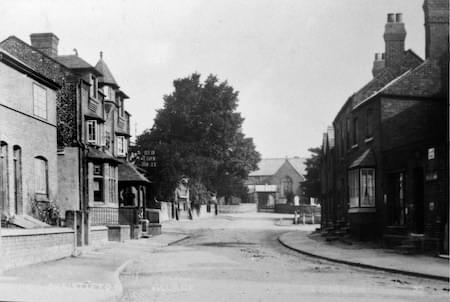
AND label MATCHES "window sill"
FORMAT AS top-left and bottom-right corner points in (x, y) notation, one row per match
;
(89, 96), (99, 104)
(35, 194), (49, 202)
(364, 137), (374, 143)
(348, 207), (376, 214)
